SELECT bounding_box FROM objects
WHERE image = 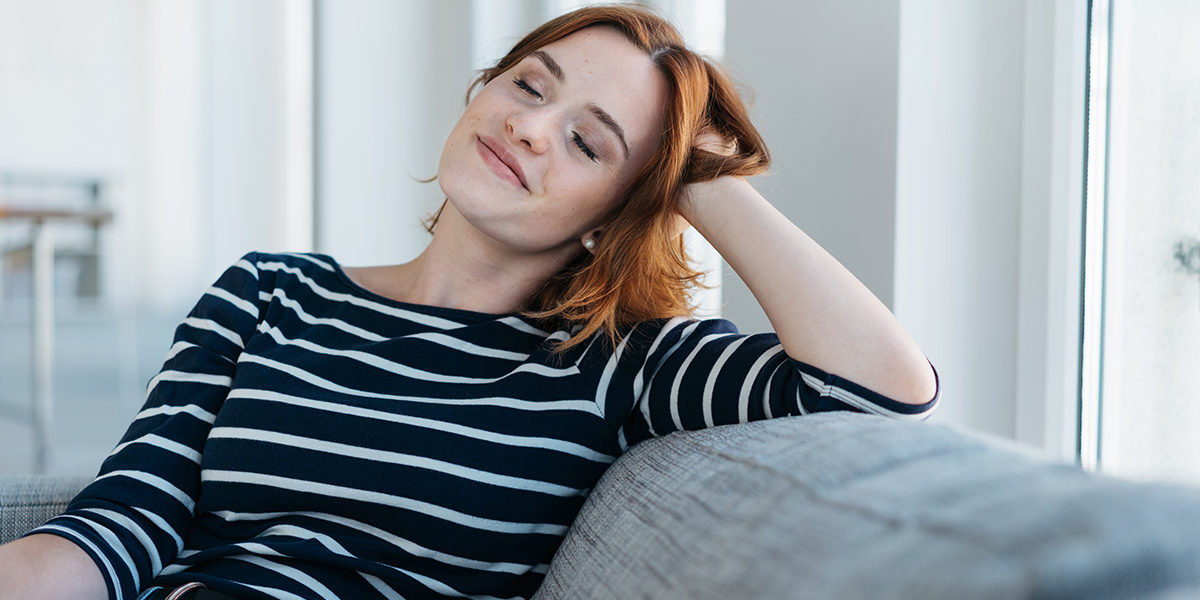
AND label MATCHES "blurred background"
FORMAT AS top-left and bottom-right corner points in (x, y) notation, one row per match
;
(1, 0), (1196, 486)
